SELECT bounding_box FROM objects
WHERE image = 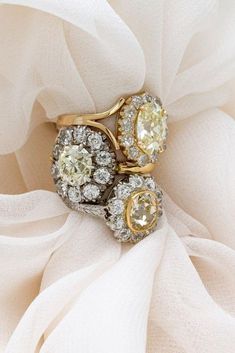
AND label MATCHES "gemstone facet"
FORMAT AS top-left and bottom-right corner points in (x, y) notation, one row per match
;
(127, 191), (158, 232)
(57, 146), (93, 186)
(93, 167), (112, 185)
(83, 184), (100, 201)
(136, 101), (167, 156)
